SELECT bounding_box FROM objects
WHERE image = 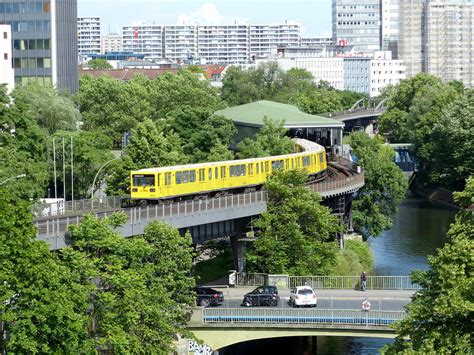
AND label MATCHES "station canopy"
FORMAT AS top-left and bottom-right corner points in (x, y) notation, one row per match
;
(215, 100), (344, 129)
